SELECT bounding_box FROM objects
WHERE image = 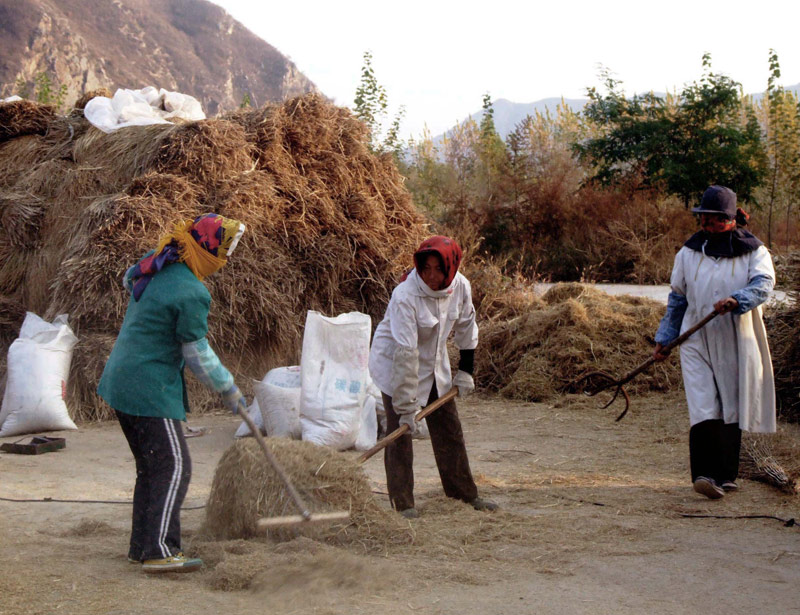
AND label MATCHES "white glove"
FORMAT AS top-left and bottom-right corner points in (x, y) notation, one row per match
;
(398, 411), (418, 436)
(453, 370), (475, 397)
